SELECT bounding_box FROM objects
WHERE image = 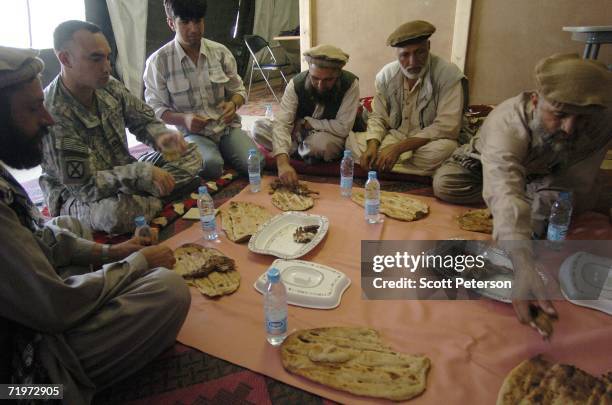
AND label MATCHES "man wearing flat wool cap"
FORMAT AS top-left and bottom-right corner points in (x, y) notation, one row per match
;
(433, 54), (611, 328)
(253, 44), (363, 186)
(0, 46), (189, 404)
(347, 20), (467, 176)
